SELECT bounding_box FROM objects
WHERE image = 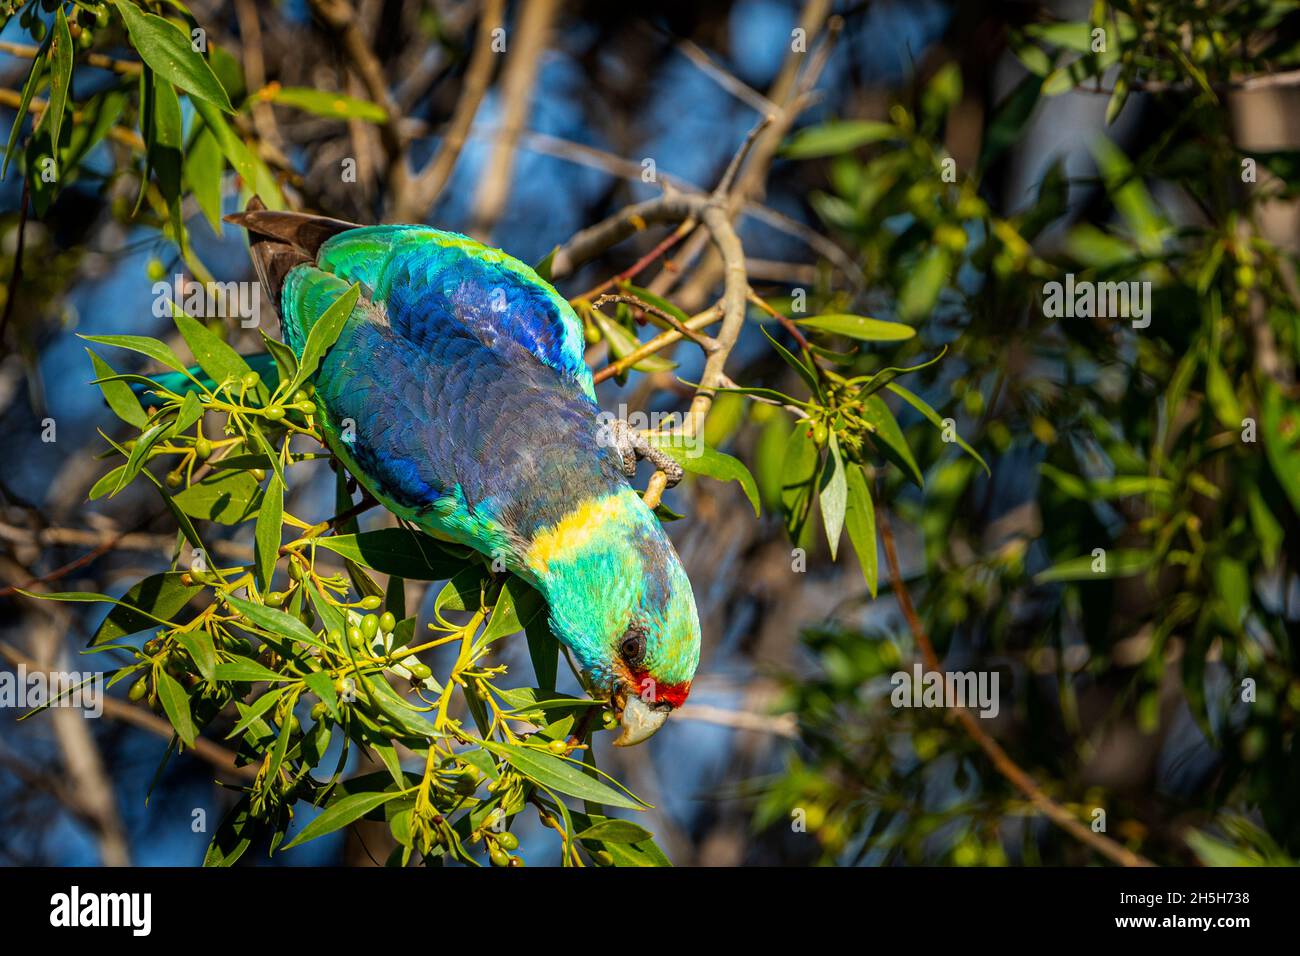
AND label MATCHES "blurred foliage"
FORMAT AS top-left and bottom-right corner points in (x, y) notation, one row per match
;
(742, 4), (1300, 865)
